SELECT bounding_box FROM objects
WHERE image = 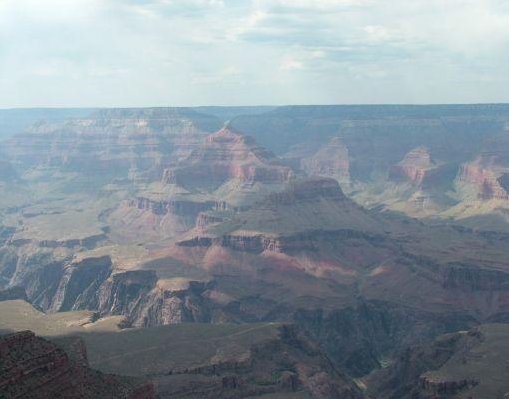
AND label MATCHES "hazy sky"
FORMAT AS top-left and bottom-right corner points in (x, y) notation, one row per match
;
(1, 0), (509, 108)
